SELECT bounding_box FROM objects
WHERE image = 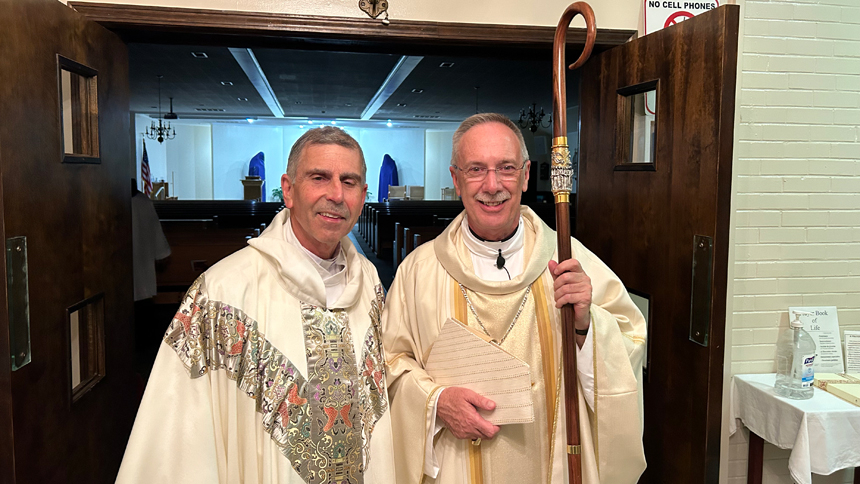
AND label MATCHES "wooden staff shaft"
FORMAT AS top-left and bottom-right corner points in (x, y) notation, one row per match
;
(551, 3), (596, 484)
